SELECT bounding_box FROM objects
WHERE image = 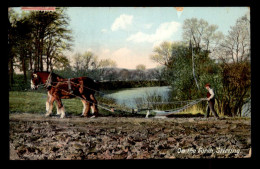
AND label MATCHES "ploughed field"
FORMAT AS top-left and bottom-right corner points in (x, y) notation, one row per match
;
(9, 113), (251, 160)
